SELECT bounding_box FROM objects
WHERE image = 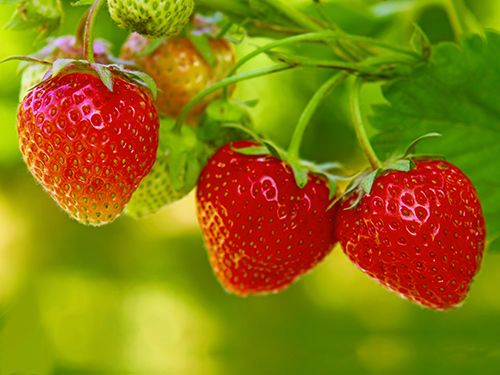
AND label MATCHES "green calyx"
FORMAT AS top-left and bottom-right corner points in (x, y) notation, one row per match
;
(228, 129), (342, 202)
(34, 58), (159, 98)
(333, 132), (444, 210)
